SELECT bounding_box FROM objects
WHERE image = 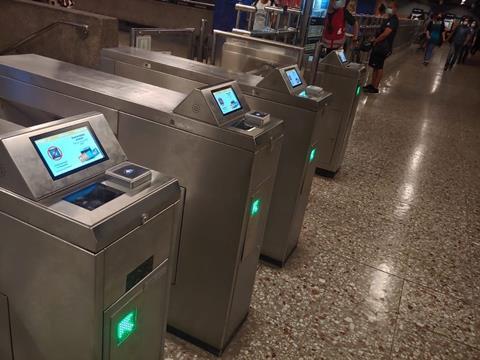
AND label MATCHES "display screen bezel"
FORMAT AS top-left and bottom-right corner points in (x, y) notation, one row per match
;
(211, 86), (244, 116)
(285, 67), (303, 88)
(30, 122), (109, 181)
